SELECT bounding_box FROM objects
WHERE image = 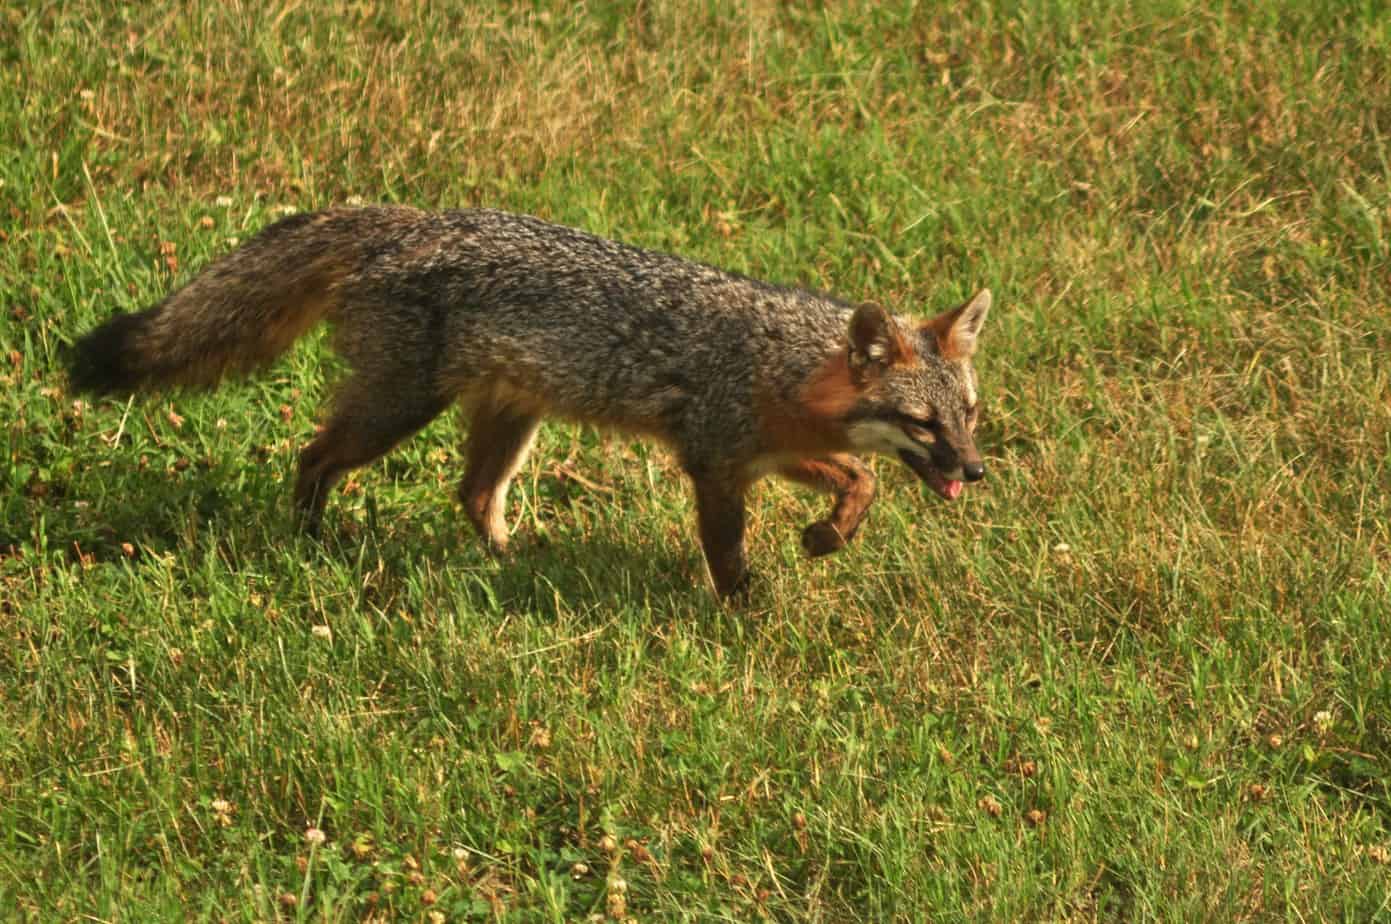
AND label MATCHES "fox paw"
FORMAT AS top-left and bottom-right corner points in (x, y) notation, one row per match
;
(801, 521), (847, 558)
(709, 565), (756, 602)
